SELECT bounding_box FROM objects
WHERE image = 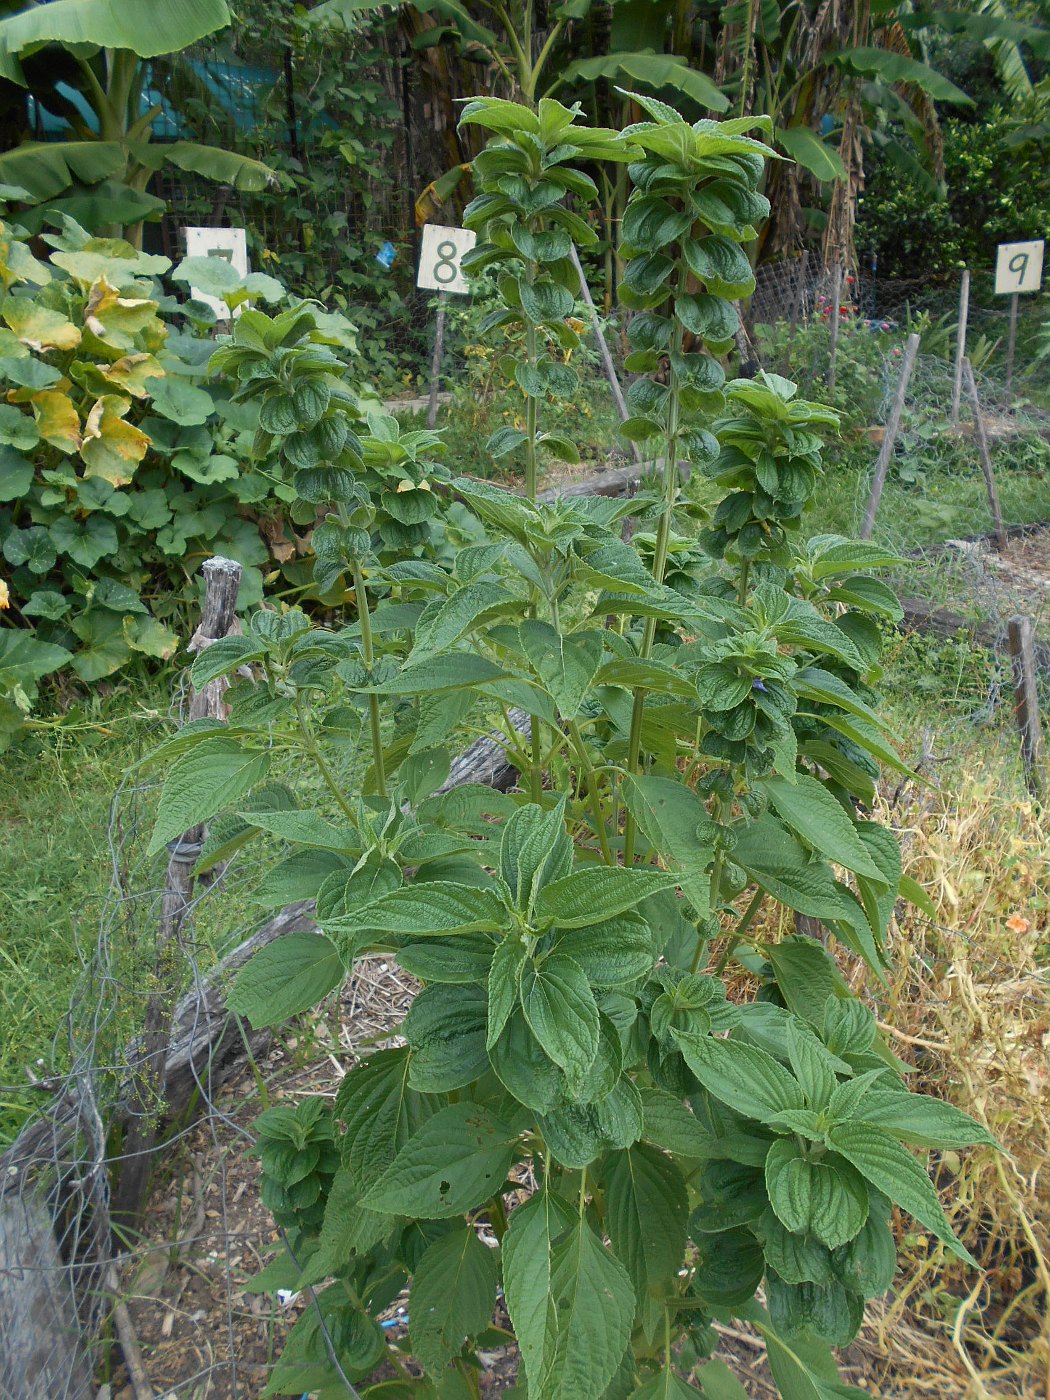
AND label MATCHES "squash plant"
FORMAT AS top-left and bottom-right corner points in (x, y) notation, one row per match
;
(143, 98), (992, 1399)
